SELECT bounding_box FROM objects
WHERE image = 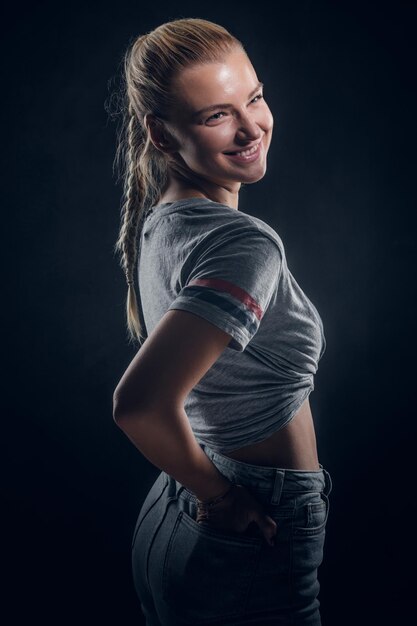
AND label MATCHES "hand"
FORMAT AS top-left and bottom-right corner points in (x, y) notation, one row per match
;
(196, 483), (277, 547)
